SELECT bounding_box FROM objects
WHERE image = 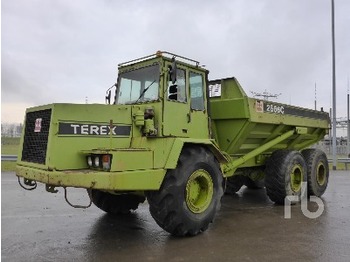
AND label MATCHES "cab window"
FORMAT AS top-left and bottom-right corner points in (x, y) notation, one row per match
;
(168, 69), (187, 103)
(116, 64), (159, 104)
(189, 72), (205, 110)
